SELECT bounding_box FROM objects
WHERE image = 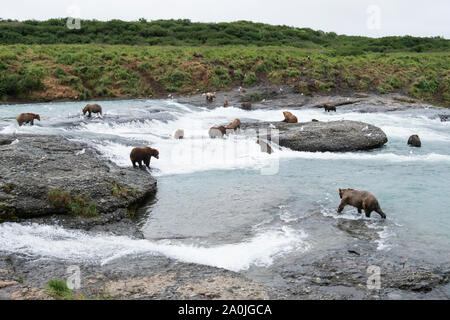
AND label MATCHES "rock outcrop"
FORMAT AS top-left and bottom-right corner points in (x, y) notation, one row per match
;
(241, 120), (388, 152)
(0, 135), (157, 222)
